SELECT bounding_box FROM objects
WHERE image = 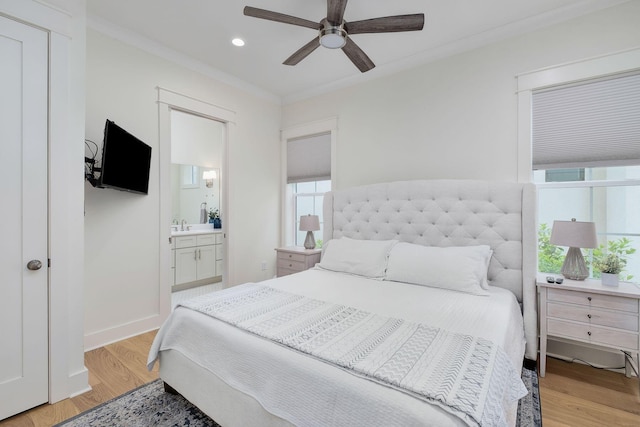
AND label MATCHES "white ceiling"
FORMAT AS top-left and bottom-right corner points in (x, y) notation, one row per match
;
(86, 0), (627, 104)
